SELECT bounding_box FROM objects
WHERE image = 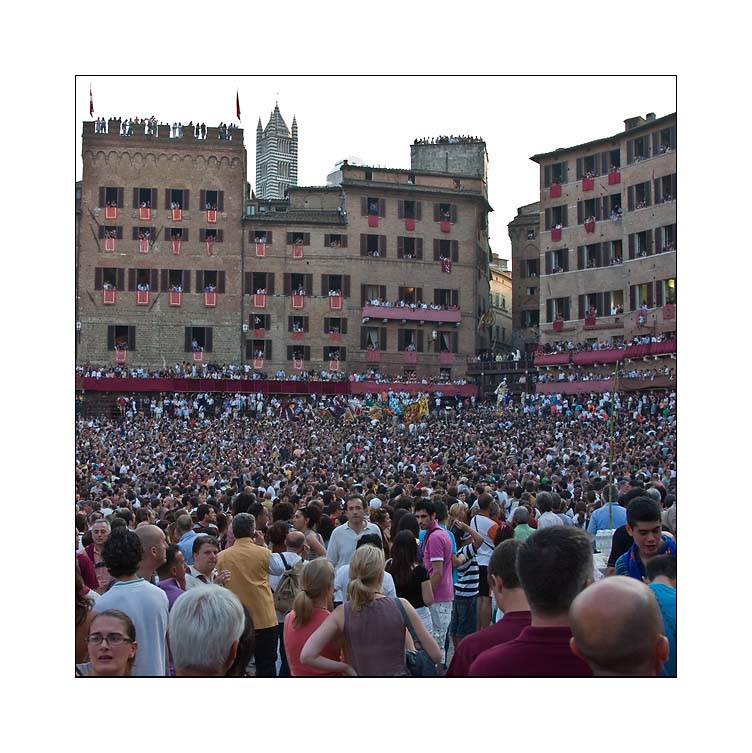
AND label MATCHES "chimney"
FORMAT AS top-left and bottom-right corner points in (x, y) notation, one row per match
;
(646, 112), (656, 121)
(624, 115), (646, 131)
